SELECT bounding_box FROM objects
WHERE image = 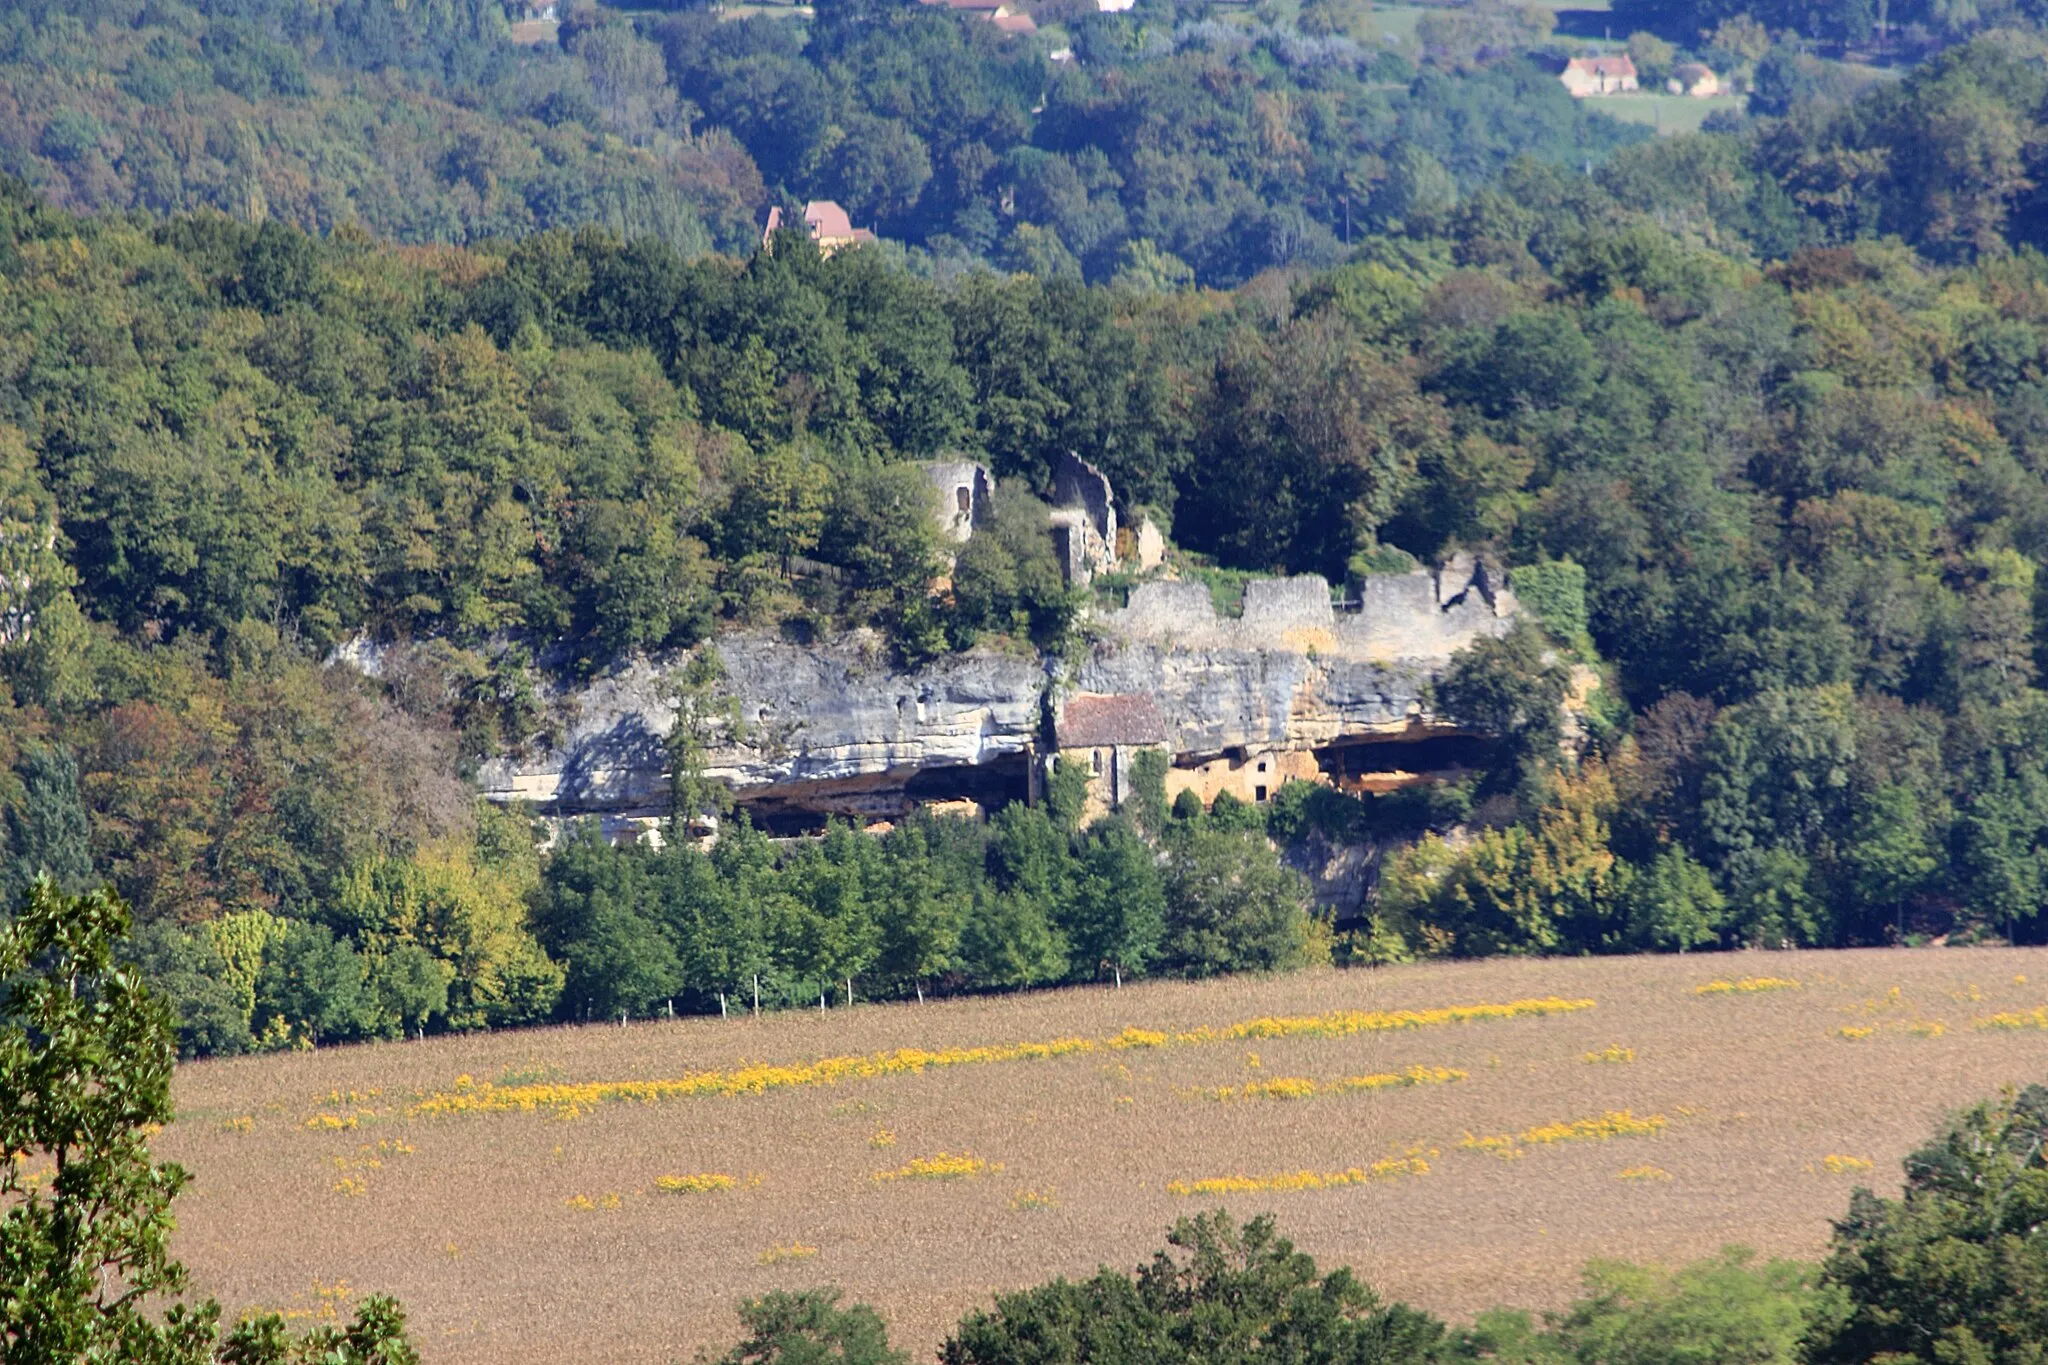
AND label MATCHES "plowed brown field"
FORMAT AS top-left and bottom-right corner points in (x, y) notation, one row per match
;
(162, 949), (2048, 1364)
